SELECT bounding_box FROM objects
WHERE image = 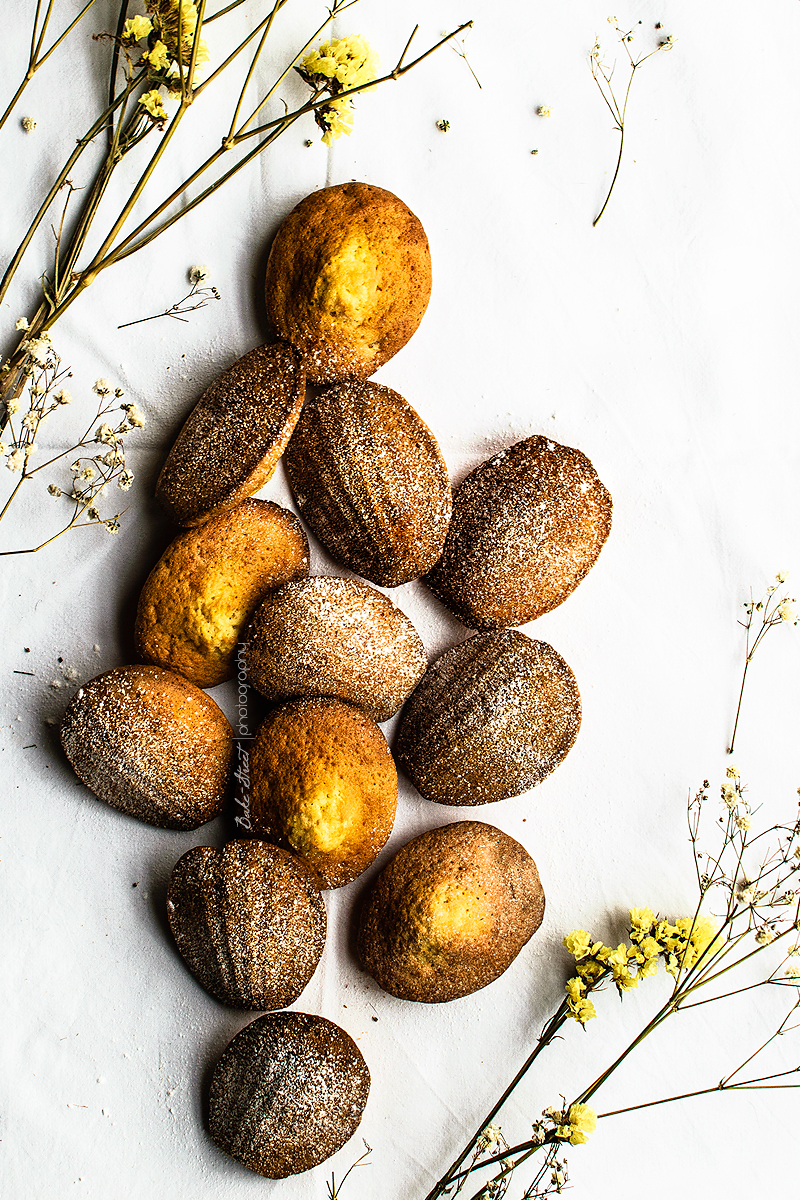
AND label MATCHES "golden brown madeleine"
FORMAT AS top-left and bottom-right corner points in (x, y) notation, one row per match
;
(357, 821), (545, 1003)
(166, 840), (326, 1009)
(245, 576), (427, 722)
(135, 499), (309, 689)
(426, 435), (612, 629)
(395, 630), (581, 806)
(284, 379), (451, 587)
(60, 665), (232, 830)
(155, 341), (305, 527)
(208, 1011), (370, 1178)
(264, 183), (432, 384)
(250, 698), (398, 889)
